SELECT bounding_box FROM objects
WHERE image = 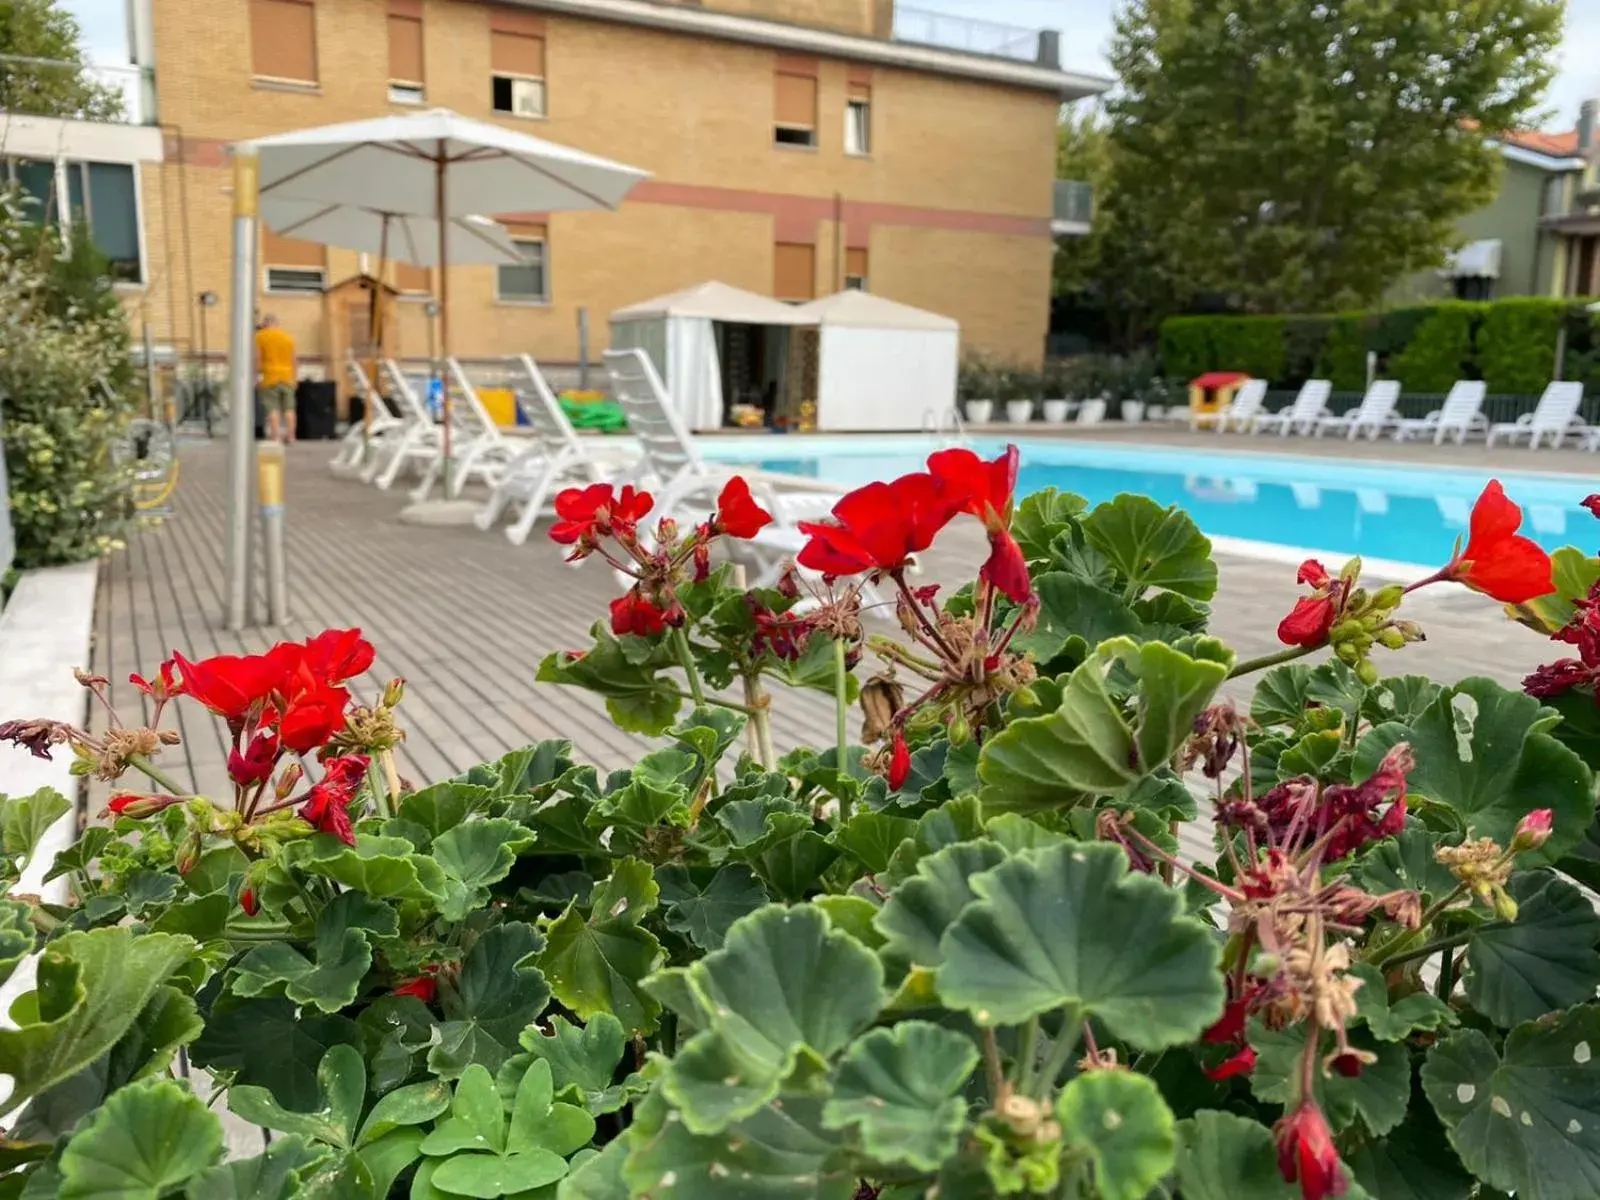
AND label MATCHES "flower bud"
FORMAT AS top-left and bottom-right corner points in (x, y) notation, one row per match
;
(1391, 620), (1426, 644)
(1491, 883), (1519, 923)
(655, 517), (679, 545)
(383, 677), (406, 708)
(1356, 659), (1380, 687)
(175, 831), (203, 876)
(276, 760), (304, 801)
(105, 792), (182, 820)
(1372, 584), (1405, 610)
(947, 710), (972, 748)
(1377, 627), (1406, 651)
(1339, 556), (1364, 585)
(1335, 642), (1359, 665)
(1511, 808), (1553, 853)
